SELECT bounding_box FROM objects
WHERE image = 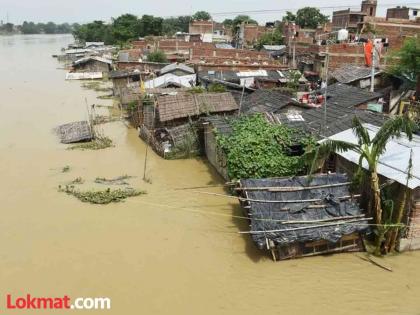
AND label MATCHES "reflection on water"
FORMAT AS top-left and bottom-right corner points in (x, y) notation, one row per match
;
(0, 34), (420, 315)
